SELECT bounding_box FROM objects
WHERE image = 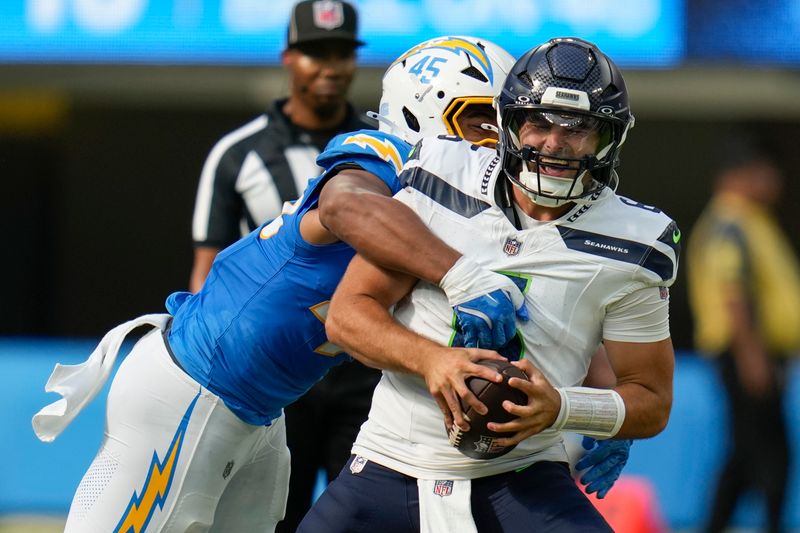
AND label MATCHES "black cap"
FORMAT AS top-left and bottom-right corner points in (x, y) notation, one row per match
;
(287, 0), (365, 49)
(716, 128), (776, 173)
